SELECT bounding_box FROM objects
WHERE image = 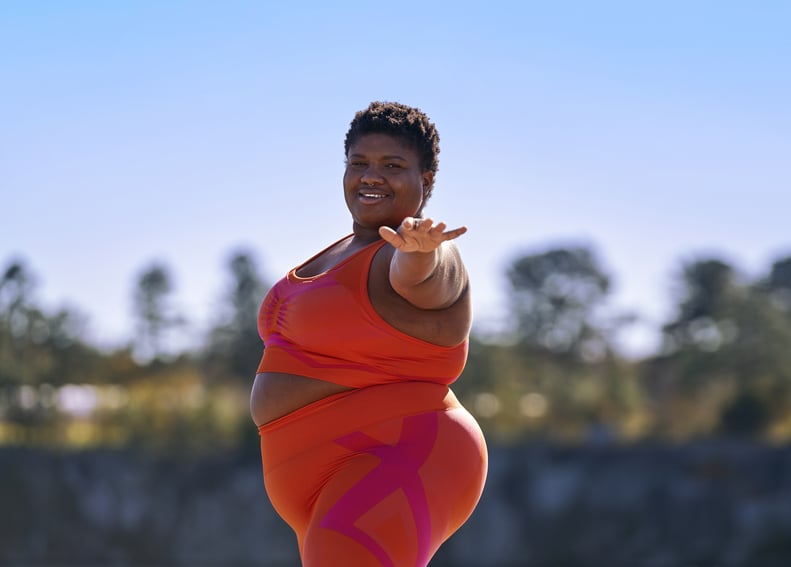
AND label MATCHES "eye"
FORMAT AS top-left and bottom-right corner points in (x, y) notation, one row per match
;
(385, 163), (403, 169)
(347, 160), (366, 168)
